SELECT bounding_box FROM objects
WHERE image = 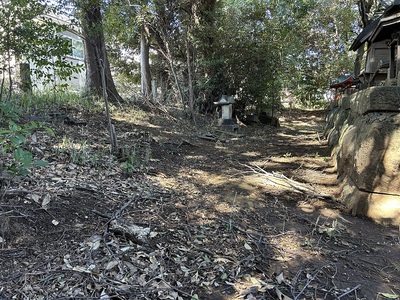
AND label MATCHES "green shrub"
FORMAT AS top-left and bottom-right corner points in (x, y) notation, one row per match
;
(0, 101), (53, 176)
